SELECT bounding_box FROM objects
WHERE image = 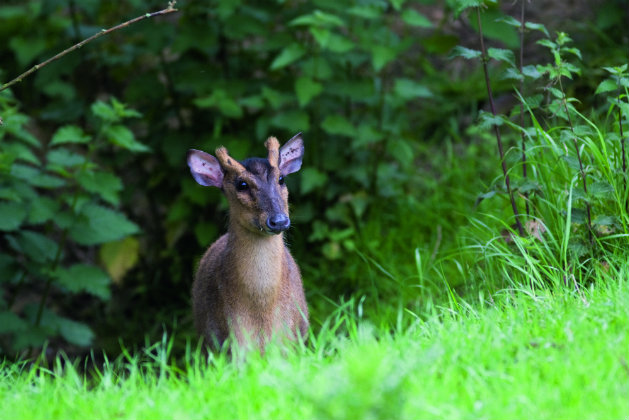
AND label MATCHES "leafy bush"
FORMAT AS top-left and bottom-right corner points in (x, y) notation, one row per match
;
(0, 95), (146, 353)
